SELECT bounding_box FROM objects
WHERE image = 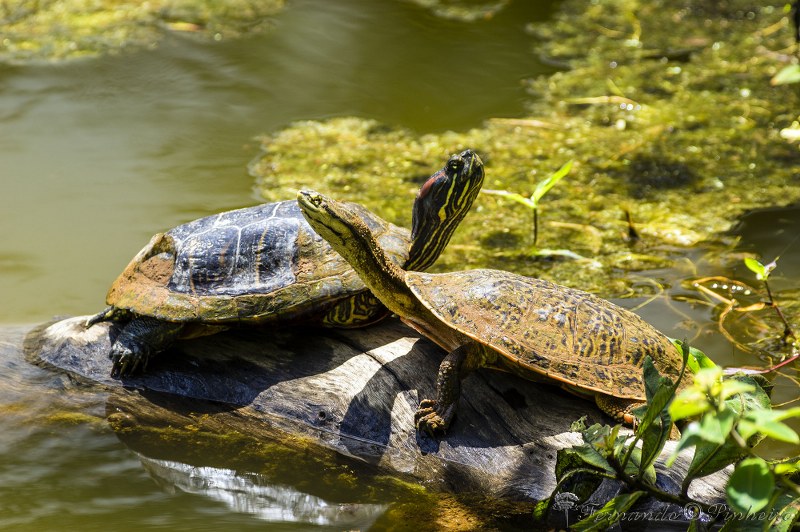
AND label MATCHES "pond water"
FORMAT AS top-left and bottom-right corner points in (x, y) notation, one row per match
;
(1, 0), (798, 529)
